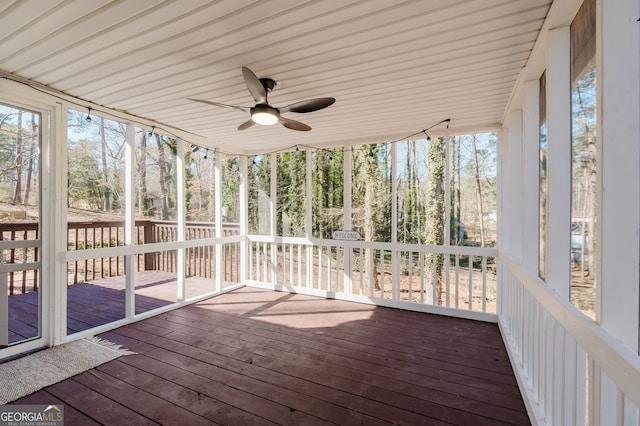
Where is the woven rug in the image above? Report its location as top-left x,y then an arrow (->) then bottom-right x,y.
0,337 -> 135,403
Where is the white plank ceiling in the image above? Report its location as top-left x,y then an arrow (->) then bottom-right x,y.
0,0 -> 552,154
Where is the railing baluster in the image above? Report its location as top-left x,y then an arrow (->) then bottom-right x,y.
454,254 -> 460,309
419,251 -> 425,304
9,230 -> 15,295
468,255 -> 473,310
438,253 -> 442,308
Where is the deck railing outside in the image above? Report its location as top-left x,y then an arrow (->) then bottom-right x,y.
499,256 -> 640,426
0,223 -> 39,295
247,235 -> 498,319
1,221 -> 241,295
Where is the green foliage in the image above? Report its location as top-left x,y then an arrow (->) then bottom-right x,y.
221,155 -> 240,223
277,151 -> 306,236
312,148 -> 344,238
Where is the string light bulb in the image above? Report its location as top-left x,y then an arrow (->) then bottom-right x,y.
85,107 -> 92,123
147,126 -> 155,138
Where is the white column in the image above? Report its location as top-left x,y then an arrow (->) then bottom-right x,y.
523,80 -> 540,274
546,26 -> 572,300
239,155 -> 248,283
270,153 -> 277,284
500,126 -> 511,255
214,151 -> 223,292
508,110 -> 523,263
598,0 -> 640,352
343,146 -> 352,294
0,273 -> 7,346
51,103 -> 67,345
305,149 -> 313,287
124,123 -> 136,319
176,139 -> 185,302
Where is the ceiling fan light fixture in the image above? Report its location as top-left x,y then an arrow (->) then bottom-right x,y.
251,104 -> 279,125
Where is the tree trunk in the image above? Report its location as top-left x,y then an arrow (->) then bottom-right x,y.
156,135 -> 170,220
426,137 -> 446,304
137,133 -> 148,216
23,114 -> 37,205
12,110 -> 24,205
471,134 -> 485,246
363,146 -> 380,290
100,117 -> 111,211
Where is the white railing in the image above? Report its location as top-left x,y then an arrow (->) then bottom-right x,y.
246,235 -> 498,321
499,256 -> 640,426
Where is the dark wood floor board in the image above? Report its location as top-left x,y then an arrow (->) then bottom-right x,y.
137,311 -> 522,403
195,306 -> 513,374
7,286 -> 530,425
106,329 -> 449,426
156,329 -> 527,425
137,330 -> 449,426
119,351 -> 330,425
72,368 -> 214,426
156,303 -> 519,387
177,321 -> 523,411
144,344 -> 400,426
95,359 -> 274,426
45,378 -> 158,425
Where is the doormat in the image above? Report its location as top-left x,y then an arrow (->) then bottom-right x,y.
0,337 -> 135,403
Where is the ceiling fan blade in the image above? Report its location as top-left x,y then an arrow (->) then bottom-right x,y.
188,98 -> 249,113
279,116 -> 311,131
280,97 -> 335,114
242,66 -> 267,104
237,119 -> 255,131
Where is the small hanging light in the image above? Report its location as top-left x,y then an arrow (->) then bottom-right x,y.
85,107 -> 92,123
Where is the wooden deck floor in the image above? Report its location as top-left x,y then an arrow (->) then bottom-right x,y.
11,287 -> 530,425
7,272 -> 218,344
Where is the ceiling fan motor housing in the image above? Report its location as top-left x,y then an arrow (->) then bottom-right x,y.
259,77 -> 277,92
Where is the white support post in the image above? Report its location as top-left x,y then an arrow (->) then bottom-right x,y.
508,110 -> 523,263
239,155 -> 248,284
391,143 -> 399,300
270,153 -> 277,284
500,126 -> 511,256
0,273 -> 7,346
51,103 -> 66,345
546,26 -> 572,301
305,149 -> 312,288
523,80 -> 541,275
176,139 -> 185,303
124,123 -> 136,319
343,146 -> 352,294
599,0 -> 640,353
214,150 -> 223,292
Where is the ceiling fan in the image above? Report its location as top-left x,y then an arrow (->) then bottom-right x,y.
188,66 -> 335,131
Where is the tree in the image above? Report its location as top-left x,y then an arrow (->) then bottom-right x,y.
12,110 -> 23,205
137,132 -> 150,216
470,134 -> 485,246
426,137 -> 446,304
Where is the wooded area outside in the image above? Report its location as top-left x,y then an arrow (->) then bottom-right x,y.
2,103 -> 498,317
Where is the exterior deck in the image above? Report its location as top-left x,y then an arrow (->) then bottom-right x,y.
11,287 -> 529,425
6,271 -> 221,343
